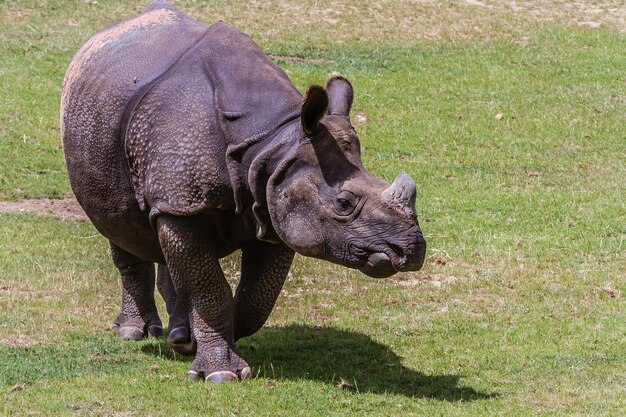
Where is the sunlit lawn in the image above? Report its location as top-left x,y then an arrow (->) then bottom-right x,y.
1,1 -> 624,415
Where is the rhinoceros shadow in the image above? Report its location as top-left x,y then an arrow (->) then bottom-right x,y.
142,324 -> 495,401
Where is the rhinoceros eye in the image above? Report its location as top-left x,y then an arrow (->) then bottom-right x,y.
334,191 -> 358,216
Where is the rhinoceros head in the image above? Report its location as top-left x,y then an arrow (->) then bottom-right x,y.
265,75 -> 426,278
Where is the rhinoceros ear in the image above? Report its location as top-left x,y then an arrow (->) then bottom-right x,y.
301,85 -> 328,135
326,74 -> 353,118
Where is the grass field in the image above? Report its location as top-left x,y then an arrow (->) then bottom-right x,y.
1,1 -> 624,415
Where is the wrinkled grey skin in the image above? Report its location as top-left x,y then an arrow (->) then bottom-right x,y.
61,1 -> 426,382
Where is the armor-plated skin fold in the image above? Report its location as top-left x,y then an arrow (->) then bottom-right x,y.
61,1 -> 426,382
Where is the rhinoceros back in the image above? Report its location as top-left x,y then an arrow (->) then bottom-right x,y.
61,1 -> 207,257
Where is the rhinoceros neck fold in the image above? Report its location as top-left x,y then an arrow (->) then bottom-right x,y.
198,22 -> 304,227
225,117 -> 301,242
248,120 -> 301,242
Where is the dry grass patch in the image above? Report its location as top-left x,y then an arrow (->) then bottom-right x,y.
466,0 -> 626,31
2,1 -> 624,56
194,0 -> 626,46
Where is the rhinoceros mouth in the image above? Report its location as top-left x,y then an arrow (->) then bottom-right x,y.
349,242 -> 407,278
359,252 -> 397,278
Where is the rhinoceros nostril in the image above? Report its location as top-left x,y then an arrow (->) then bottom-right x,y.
388,243 -> 405,260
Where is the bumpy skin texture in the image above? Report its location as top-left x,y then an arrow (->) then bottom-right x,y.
234,241 -> 295,341
157,215 -> 250,379
61,1 -> 426,381
156,264 -> 196,354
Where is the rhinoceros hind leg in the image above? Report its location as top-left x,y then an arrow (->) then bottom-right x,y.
157,215 -> 250,381
110,243 -> 162,340
156,264 -> 195,354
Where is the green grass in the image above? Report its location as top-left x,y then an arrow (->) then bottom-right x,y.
1,1 -> 625,415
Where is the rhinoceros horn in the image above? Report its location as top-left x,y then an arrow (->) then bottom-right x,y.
381,173 -> 416,215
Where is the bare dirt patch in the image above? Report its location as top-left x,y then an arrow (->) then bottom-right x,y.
0,197 -> 87,221
0,336 -> 38,348
0,284 -> 61,302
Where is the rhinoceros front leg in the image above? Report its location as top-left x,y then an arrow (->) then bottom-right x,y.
234,241 -> 294,341
157,215 -> 250,382
156,264 -> 196,355
110,243 -> 163,340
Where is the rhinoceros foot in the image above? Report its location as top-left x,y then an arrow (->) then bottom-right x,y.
167,326 -> 197,355
187,346 -> 251,383
206,367 -> 252,383
112,317 -> 163,341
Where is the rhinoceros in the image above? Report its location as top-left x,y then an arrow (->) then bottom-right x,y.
61,1 -> 426,382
